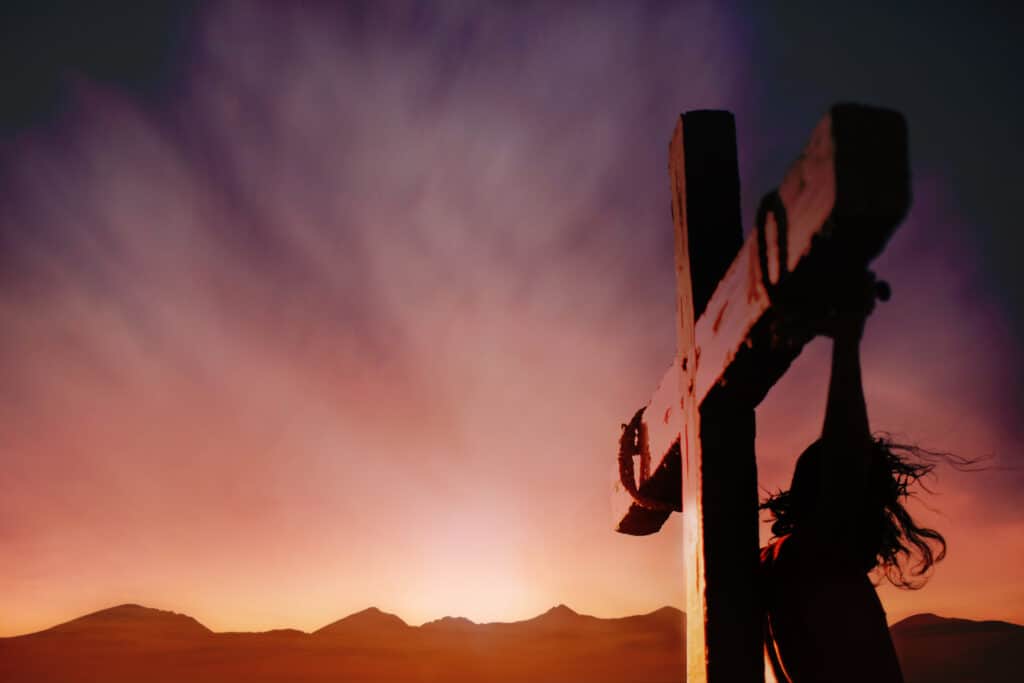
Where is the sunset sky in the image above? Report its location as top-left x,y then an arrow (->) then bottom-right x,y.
1,1 -> 1022,637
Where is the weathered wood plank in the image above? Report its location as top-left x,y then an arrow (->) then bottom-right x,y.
698,390 -> 761,682
670,113 -> 708,683
614,111 -> 744,536
668,112 -> 760,683
695,104 -> 908,407
615,104 -> 909,533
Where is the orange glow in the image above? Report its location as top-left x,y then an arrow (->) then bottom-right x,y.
1,2 -> 1021,640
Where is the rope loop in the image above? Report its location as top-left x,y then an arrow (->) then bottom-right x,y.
617,407 -> 675,511
755,189 -> 790,298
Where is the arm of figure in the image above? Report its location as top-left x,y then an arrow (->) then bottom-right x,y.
821,322 -> 872,460
816,277 -> 877,540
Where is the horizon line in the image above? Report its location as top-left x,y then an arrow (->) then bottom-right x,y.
2,602 -> 687,639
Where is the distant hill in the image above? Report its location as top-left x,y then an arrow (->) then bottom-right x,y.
42,604 -> 211,638
0,603 -> 684,683
891,613 -> 1024,683
314,606 -> 411,640
0,604 -> 1018,683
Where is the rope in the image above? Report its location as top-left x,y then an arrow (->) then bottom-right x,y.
617,407 -> 676,512
755,189 -> 790,298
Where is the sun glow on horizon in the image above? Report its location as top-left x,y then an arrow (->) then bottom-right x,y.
0,1 -> 1021,641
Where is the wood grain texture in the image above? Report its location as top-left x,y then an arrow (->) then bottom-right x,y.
614,111 -> 743,537
615,104 -> 909,533
613,103 -> 909,682
668,114 -> 708,683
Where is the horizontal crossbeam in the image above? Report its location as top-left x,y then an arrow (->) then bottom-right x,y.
614,104 -> 909,535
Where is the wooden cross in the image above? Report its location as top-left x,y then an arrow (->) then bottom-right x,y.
611,105 -> 910,681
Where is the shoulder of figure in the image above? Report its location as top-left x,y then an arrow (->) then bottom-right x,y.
763,531 -> 860,580
761,534 -> 789,564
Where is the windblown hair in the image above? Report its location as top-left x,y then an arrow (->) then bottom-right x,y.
760,435 -> 978,589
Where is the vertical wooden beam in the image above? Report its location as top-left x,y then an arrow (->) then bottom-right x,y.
700,389 -> 762,681
676,112 -> 744,321
671,111 -> 760,682
669,114 -> 705,682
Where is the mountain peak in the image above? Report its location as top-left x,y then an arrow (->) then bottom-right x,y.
314,607 -> 408,636
891,612 -> 1023,636
526,603 -> 587,627
545,604 -> 578,616
45,604 -> 210,637
891,612 -> 944,629
421,615 -> 476,630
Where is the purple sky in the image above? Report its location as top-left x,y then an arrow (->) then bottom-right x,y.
0,1 -> 1021,635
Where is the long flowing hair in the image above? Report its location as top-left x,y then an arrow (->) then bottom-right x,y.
760,435 -> 980,589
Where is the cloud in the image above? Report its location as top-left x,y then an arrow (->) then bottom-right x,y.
0,0 -> 1018,635
0,0 -> 747,633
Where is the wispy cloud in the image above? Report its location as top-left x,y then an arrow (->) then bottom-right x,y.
0,0 -> 1018,635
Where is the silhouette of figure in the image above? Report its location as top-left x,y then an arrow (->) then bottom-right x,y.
759,273 -> 948,683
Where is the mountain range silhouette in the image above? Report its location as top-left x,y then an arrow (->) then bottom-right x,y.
0,603 -> 1019,682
